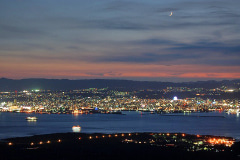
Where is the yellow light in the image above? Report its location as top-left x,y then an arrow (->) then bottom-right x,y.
128,133 -> 131,136
102,135 -> 105,138
89,136 -> 92,139
115,134 -> 118,137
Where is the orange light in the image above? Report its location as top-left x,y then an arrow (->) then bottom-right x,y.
96,136 -> 98,138
182,134 -> 185,137
102,135 -> 105,138
57,139 -> 61,142
39,141 -> 43,144
121,134 -> 125,137
78,137 -> 82,140
89,136 -> 92,139
166,133 -> 170,136
207,138 -> 234,147
30,142 -> 34,145
128,133 -> 131,136
197,135 -> 201,138
8,142 -> 13,146
47,140 -> 51,143
108,135 -> 111,138
115,134 -> 118,137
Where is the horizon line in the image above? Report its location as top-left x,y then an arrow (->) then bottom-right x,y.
1,77 -> 239,83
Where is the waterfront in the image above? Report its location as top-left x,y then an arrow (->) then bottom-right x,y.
0,111 -> 240,140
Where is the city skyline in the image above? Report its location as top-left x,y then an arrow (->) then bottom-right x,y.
1,0 -> 240,82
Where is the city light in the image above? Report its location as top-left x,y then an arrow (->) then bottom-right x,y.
0,88 -> 239,115
208,138 -> 234,147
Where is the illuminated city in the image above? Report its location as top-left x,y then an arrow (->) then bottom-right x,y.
0,87 -> 239,115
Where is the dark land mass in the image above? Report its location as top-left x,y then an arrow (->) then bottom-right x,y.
1,132 -> 240,160
0,78 -> 240,91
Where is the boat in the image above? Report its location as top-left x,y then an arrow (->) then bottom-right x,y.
26,116 -> 38,121
107,110 -> 122,114
110,111 -> 122,114
72,125 -> 81,132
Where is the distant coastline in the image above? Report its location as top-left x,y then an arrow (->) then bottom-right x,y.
1,77 -> 240,91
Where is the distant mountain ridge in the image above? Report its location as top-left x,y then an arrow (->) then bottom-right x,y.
0,78 -> 239,91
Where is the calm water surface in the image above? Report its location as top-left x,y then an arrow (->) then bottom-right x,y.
0,111 -> 239,140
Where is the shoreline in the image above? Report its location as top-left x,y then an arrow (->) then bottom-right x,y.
2,131 -> 235,140
1,131 -> 239,142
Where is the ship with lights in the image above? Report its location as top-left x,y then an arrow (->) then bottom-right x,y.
72,125 -> 81,132
26,117 -> 38,121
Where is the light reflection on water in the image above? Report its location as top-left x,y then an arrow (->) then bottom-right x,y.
0,111 -> 240,140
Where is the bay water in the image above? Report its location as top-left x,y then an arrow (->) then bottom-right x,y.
0,111 -> 239,140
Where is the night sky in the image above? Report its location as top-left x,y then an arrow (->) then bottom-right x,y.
0,0 -> 240,82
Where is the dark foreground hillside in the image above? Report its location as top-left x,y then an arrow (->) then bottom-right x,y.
1,132 -> 240,160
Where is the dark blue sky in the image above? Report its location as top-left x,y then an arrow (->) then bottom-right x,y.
0,0 -> 240,82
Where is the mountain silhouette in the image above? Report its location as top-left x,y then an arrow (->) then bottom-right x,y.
0,78 -> 239,91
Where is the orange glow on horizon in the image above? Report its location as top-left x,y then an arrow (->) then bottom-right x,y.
1,59 -> 240,80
